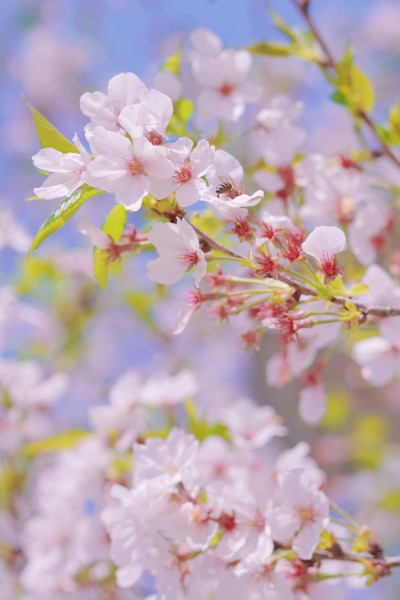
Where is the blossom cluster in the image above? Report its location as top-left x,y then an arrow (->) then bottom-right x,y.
31,29 -> 400,427
5,365 -> 354,600
21,22 -> 400,599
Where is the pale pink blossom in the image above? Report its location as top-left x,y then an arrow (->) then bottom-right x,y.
298,381 -> 327,424
352,337 -> 400,387
357,265 -> 400,346
302,226 -> 346,279
150,138 -> 215,206
32,134 -> 91,200
78,216 -> 111,249
118,87 -> 173,140
0,209 -> 31,253
269,468 -> 329,559
140,370 -> 198,407
349,199 -> 391,266
89,370 -> 145,451
88,127 -> 174,210
6,360 -> 68,410
102,481 -> 171,589
147,218 -> 207,285
203,149 -> 263,218
21,439 -> 111,596
80,72 -> 147,132
278,560 -> 345,600
153,70 -> 182,102
220,398 -> 287,449
133,428 -> 199,489
300,164 -> 365,226
250,96 -> 305,167
192,49 -> 259,122
189,28 -> 223,57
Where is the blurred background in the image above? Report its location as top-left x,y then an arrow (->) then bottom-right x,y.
1,1 -> 400,597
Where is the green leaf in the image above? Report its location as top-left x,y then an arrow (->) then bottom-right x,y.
191,209 -> 221,238
248,42 -> 294,57
385,103 -> 400,146
175,98 -> 194,123
349,283 -> 369,296
185,399 -> 198,433
327,276 -> 347,297
26,99 -> 78,153
336,63 -> 375,113
162,49 -> 180,75
23,430 -> 90,457
102,203 -> 127,243
166,98 -> 194,138
93,204 -> 127,289
378,489 -> 400,513
351,414 -> 388,469
30,185 -> 102,251
331,90 -> 348,106
167,115 -> 189,137
321,390 -> 352,429
185,399 -> 231,442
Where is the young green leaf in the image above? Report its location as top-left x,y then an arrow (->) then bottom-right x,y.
336,64 -> 375,114
248,42 -> 294,57
30,186 -> 103,252
23,430 -> 90,457
93,204 -> 127,289
175,98 -> 194,123
26,99 -> 78,153
162,49 -> 180,75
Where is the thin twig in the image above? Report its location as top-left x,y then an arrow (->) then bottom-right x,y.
191,224 -> 400,318
288,0 -> 400,169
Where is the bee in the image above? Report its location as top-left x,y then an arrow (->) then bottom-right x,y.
215,176 -> 244,200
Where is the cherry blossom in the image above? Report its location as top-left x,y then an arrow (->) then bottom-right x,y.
147,218 -> 207,285
192,48 -> 259,122
298,380 -> 327,424
352,337 -> 400,387
250,96 -> 306,167
302,226 -> 346,280
80,72 -> 147,132
88,127 -> 174,210
219,397 -> 287,449
0,209 -> 31,253
203,148 -> 263,218
32,134 -> 91,200
150,138 -> 215,206
140,370 -> 198,407
349,198 -> 392,266
118,87 -> 173,140
269,468 -> 329,559
89,370 -> 146,451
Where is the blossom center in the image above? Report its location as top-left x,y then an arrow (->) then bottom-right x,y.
218,511 -> 236,532
173,160 -> 192,184
338,196 -> 356,223
297,505 -> 314,523
219,83 -> 234,96
73,165 -> 86,176
320,252 -> 341,279
179,250 -> 199,268
127,158 -> 145,176
371,233 -> 385,250
146,130 -> 164,145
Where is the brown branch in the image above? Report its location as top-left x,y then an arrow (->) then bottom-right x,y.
190,223 -> 245,259
311,550 -> 400,578
191,224 -> 400,318
288,0 -> 400,170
